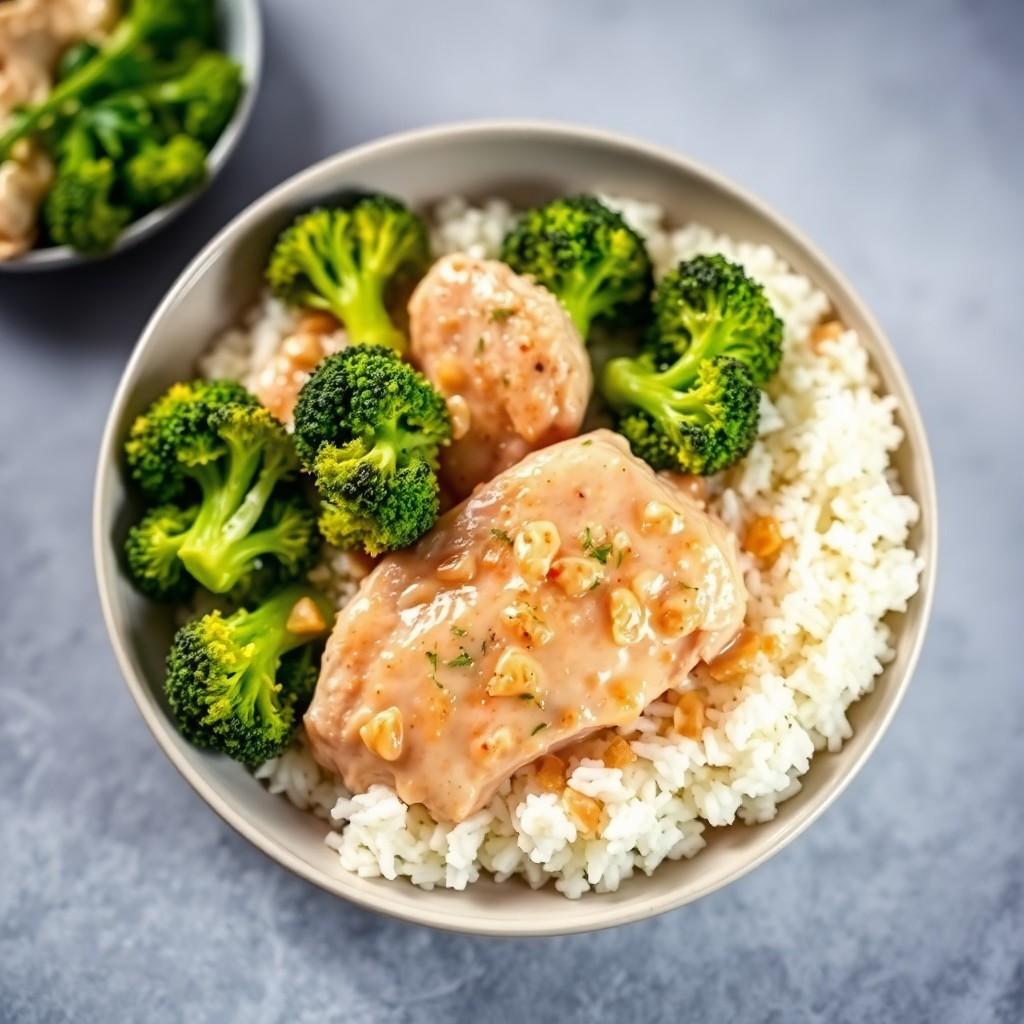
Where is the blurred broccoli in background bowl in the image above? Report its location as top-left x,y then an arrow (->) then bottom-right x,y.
0,0 -> 260,269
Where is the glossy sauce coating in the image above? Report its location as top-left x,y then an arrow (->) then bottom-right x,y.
304,431 -> 746,822
253,312 -> 345,423
407,253 -> 592,499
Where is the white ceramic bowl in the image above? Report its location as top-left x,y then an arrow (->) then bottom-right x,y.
0,0 -> 262,273
94,122 -> 937,935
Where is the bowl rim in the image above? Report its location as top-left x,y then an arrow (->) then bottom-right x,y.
93,118 -> 938,936
0,0 -> 264,274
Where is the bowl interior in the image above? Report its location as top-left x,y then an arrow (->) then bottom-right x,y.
0,0 -> 263,273
94,123 -> 936,935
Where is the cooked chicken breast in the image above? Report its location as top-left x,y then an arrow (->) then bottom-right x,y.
408,253 -> 592,498
305,430 -> 746,823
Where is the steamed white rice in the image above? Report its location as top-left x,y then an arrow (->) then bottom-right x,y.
205,195 -> 923,898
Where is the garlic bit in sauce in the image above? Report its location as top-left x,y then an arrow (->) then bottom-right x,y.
359,706 -> 404,762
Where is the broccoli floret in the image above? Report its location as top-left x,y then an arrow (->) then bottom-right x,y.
44,145 -> 130,254
124,504 -> 198,602
602,354 -> 760,475
124,378 -> 256,501
144,53 -> 243,147
500,195 -> 653,340
647,255 -> 783,386
42,95 -> 156,251
71,93 -> 156,160
165,584 -> 333,768
128,0 -> 217,51
0,0 -> 217,161
124,381 -> 317,593
124,133 -> 207,210
293,346 -> 451,555
315,443 -> 440,556
266,196 -> 429,353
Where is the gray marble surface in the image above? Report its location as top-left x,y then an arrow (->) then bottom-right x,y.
1,1 -> 1021,1021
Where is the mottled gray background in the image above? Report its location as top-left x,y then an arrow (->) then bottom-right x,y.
1,1 -> 1021,1021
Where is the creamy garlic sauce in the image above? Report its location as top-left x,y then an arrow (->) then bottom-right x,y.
305,430 -> 747,823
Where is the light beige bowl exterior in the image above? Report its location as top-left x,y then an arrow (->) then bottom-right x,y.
93,121 -> 937,936
0,0 -> 263,273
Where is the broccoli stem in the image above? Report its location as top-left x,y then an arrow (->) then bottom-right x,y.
177,444 -> 290,593
291,232 -> 404,352
334,281 -> 404,352
203,585 -> 332,728
557,256 -> 620,339
233,584 -> 333,653
370,416 -> 439,465
602,356 -> 710,440
657,308 -> 737,380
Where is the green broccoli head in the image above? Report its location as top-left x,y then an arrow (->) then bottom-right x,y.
44,157 -> 130,254
146,52 -> 243,147
129,0 -> 218,50
292,346 -> 451,555
164,584 -> 333,768
71,93 -> 156,161
315,442 -> 440,556
292,344 -> 450,466
603,354 -> 760,475
266,196 -> 430,353
500,195 -> 654,339
124,134 -> 207,210
124,379 -> 257,502
124,382 -> 316,594
124,504 -> 198,602
648,254 -> 783,386
276,644 -> 320,718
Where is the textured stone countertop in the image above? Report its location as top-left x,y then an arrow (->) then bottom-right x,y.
1,1 -> 1020,1021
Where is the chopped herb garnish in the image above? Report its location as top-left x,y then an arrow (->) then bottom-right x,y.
446,648 -> 474,668
490,306 -> 515,322
615,547 -> 625,568
481,637 -> 489,655
581,439 -> 593,446
518,693 -> 535,701
476,336 -> 487,354
450,624 -> 468,637
426,649 -> 440,687
580,526 -> 613,565
490,528 -> 513,546
531,723 -> 548,736
588,578 -> 603,592
523,603 -> 546,626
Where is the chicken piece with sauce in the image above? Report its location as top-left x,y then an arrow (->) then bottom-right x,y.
250,311 -> 346,424
304,430 -> 746,823
408,253 -> 592,499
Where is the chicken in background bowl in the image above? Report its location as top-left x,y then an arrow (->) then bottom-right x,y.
0,0 -> 258,267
